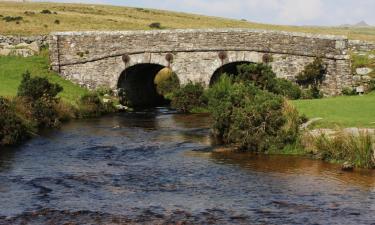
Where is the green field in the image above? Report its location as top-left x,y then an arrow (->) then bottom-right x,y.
0,54 -> 88,105
1,1 -> 375,41
293,93 -> 375,128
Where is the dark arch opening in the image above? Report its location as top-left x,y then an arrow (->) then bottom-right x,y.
118,63 -> 169,107
210,61 -> 254,86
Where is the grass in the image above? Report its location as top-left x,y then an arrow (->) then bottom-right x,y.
302,131 -> 375,169
0,53 -> 88,105
0,1 -> 375,41
292,92 -> 375,128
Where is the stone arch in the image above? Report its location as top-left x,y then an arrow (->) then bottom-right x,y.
117,63 -> 168,107
209,61 -> 254,86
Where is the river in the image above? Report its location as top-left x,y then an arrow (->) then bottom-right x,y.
0,108 -> 374,224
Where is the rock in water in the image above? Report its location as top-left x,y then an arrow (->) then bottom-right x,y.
342,162 -> 354,171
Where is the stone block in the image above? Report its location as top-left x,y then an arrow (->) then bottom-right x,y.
0,48 -> 11,56
29,42 -> 40,53
356,67 -> 373,75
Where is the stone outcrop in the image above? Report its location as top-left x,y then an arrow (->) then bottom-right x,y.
48,29 -> 352,95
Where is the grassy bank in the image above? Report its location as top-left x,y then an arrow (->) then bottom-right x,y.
0,54 -> 88,105
0,54 -> 116,147
292,92 -> 375,128
0,1 -> 375,41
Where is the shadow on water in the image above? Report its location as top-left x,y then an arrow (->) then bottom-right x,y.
0,108 -> 374,224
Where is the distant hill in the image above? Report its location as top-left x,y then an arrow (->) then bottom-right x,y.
354,21 -> 370,27
340,21 -> 372,28
0,1 -> 375,41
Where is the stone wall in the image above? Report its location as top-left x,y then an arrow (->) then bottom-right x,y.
49,29 -> 352,95
348,40 -> 375,92
349,40 -> 375,53
0,35 -> 47,57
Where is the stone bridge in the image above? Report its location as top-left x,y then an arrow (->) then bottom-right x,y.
49,29 -> 352,105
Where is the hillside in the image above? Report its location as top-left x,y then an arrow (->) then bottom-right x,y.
0,1 -> 375,41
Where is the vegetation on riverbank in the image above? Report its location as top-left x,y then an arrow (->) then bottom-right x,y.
165,61 -> 374,169
1,1 -> 375,41
302,131 -> 375,169
0,54 -> 88,105
0,55 -> 117,147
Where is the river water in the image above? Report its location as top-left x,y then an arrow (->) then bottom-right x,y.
0,108 -> 374,225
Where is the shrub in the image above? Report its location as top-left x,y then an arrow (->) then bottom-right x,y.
54,19 -> 60,24
17,71 -> 63,128
171,81 -> 206,112
96,86 -> 113,96
41,9 -> 52,14
77,92 -> 115,118
342,87 -> 357,96
205,75 -> 298,152
0,97 -> 30,146
18,71 -> 63,101
31,98 -> 60,128
272,78 -> 302,100
296,58 -> 326,99
236,63 -> 277,90
301,86 -> 323,99
2,16 -> 23,22
149,22 -> 162,29
296,58 -> 326,86
234,63 -> 302,99
24,11 -> 36,16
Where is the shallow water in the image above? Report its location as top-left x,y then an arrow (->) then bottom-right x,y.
0,108 -> 374,225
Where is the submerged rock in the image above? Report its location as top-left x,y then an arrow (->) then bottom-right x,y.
342,162 -> 354,171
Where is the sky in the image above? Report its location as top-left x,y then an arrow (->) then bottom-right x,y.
33,0 -> 375,26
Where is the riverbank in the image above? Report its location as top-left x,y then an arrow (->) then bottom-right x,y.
0,54 -> 118,147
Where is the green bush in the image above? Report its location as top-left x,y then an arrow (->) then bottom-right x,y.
296,58 -> 326,86
236,63 -> 277,90
17,71 -> 63,128
149,22 -> 162,29
296,58 -> 326,99
0,97 -> 30,146
342,87 -> 357,96
206,75 -> 299,152
18,71 -> 63,101
2,16 -> 23,22
301,86 -> 324,99
78,92 -> 115,118
272,78 -> 302,100
31,98 -> 60,128
171,81 -> 206,112
40,9 -> 52,14
235,63 -> 302,99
